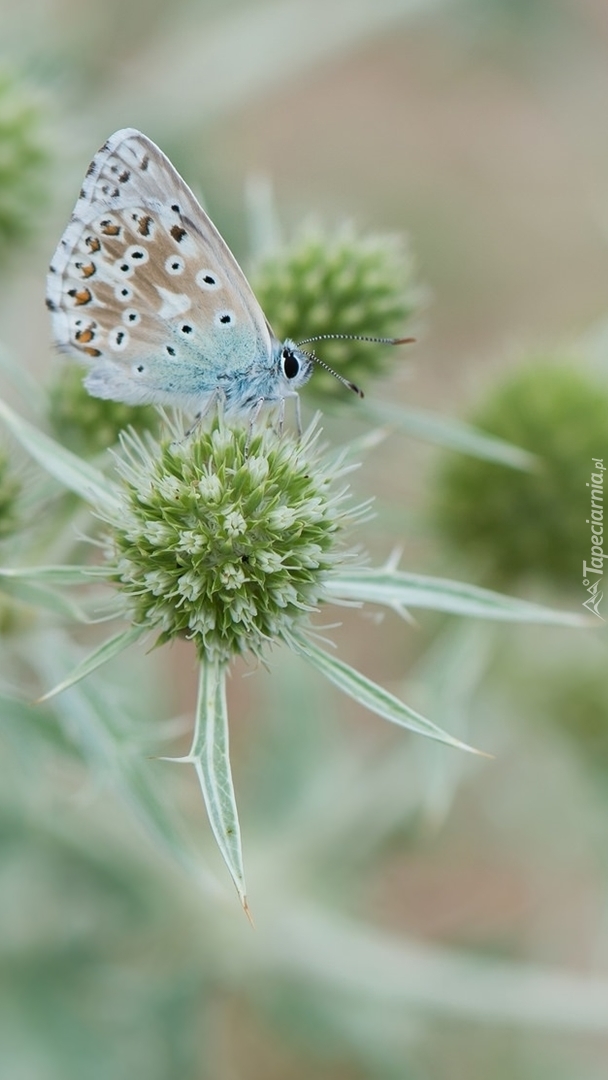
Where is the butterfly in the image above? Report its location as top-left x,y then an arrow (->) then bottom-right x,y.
46,128 -> 374,423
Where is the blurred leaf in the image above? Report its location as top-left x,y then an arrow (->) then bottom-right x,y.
290,632 -> 480,752
37,625 -> 147,702
0,564 -> 97,586
365,398 -> 537,469
28,632 -> 219,896
0,397 -> 119,512
0,577 -> 88,622
0,691 -> 75,759
327,566 -> 587,626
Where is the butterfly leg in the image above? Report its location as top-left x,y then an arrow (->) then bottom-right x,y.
294,393 -> 303,439
184,411 -> 202,439
276,396 -> 286,436
245,397 -> 266,455
184,387 -> 228,437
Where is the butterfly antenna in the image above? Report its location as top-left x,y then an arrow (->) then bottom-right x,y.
302,349 -> 364,398
297,333 -> 416,348
297,334 -> 416,399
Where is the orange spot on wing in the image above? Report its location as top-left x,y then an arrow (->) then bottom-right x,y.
86,236 -> 101,253
68,287 -> 93,306
75,328 -> 94,343
100,221 -> 121,236
82,346 -> 101,357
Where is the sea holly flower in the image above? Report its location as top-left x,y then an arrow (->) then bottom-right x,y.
252,224 -> 422,403
105,414 -> 365,663
433,360 -> 608,588
0,398 -> 587,912
0,67 -> 50,264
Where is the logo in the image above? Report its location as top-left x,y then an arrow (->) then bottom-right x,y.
582,458 -> 606,620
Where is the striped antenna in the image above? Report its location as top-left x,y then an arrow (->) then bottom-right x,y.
297,333 -> 416,347
298,334 -> 415,397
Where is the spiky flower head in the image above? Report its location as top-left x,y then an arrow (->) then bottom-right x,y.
48,363 -> 159,456
104,416 -> 362,664
433,358 -> 608,589
0,68 -> 49,265
252,225 -> 422,403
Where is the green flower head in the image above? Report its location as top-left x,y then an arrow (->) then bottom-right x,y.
0,68 -> 49,264
433,358 -> 608,589
104,416 -> 363,663
252,225 -> 422,403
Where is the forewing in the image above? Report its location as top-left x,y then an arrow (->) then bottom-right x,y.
46,129 -> 273,407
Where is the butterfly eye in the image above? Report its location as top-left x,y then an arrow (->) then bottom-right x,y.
281,349 -> 300,380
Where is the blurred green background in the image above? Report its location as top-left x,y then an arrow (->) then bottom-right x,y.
2,1 -> 608,1078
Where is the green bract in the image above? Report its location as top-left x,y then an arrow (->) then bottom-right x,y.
252,225 -> 422,402
105,416 -> 361,663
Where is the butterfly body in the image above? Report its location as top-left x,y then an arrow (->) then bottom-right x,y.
47,129 -> 312,414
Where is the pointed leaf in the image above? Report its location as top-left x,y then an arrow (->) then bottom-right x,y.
0,564 -> 100,586
188,660 -> 248,910
0,574 -> 91,622
290,633 -> 482,753
0,564 -> 106,622
327,568 -> 587,627
29,631 -> 220,897
0,397 -> 120,512
364,398 -> 536,470
37,624 -> 146,702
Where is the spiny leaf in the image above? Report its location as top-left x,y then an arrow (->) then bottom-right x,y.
290,633 -> 483,754
0,396 -> 119,511
37,624 -> 146,703
327,567 -> 587,626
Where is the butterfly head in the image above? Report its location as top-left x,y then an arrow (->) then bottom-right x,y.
279,336 -> 368,400
276,339 -> 314,394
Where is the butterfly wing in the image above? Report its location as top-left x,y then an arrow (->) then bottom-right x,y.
46,129 -> 274,410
